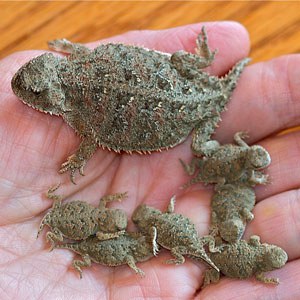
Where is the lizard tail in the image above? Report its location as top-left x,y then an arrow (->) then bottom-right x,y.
181,176 -> 201,189
218,57 -> 251,113
54,242 -> 80,252
191,248 -> 219,272
36,211 -> 52,239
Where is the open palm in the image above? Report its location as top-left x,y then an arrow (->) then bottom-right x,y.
1,22 -> 300,299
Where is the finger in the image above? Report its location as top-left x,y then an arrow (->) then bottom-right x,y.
244,189 -> 300,260
215,55 -> 300,143
249,130 -> 300,201
2,21 -> 250,86
88,21 -> 250,76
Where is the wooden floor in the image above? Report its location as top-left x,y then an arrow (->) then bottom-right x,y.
1,1 -> 300,62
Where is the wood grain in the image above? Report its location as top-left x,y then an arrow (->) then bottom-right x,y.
1,1 -> 300,62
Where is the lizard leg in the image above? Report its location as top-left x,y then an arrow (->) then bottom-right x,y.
96,230 -> 125,241
98,192 -> 128,209
149,226 -> 159,256
249,170 -> 270,185
165,246 -> 186,265
46,228 -> 64,251
241,207 -> 254,222
59,137 -> 98,184
126,256 -> 145,277
72,254 -> 92,279
202,269 -> 220,289
200,235 -> 221,253
165,195 -> 176,213
192,115 -> 221,156
170,26 -> 217,77
255,272 -> 279,284
180,157 -> 201,176
194,26 -> 217,67
234,131 -> 249,147
48,39 -> 91,59
46,183 -> 64,204
248,235 -> 261,246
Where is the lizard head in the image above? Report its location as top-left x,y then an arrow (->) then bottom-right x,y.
11,53 -> 66,115
247,145 -> 271,170
219,219 -> 245,243
97,209 -> 128,232
132,204 -> 160,232
261,244 -> 288,272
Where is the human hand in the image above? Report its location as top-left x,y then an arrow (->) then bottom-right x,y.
0,22 -> 299,299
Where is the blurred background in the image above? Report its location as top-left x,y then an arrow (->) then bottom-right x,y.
1,1 -> 300,62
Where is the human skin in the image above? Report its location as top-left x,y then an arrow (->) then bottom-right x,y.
0,21 -> 300,299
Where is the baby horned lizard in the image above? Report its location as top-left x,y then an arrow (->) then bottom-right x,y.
132,196 -> 219,271
181,132 -> 271,187
202,235 -> 288,288
55,227 -> 158,278
210,183 -> 256,243
37,186 -> 128,250
11,27 -> 249,183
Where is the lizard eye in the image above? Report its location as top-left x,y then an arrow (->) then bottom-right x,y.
33,90 -> 42,96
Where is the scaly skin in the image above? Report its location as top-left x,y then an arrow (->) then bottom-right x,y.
55,228 -> 158,278
37,188 -> 128,250
11,27 -> 249,183
132,196 -> 219,271
181,132 -> 271,187
202,236 -> 288,288
210,183 -> 256,243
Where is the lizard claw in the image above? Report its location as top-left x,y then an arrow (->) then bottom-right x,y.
79,166 -> 85,176
59,154 -> 86,184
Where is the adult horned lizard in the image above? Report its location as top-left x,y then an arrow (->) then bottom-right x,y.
37,186 -> 128,250
202,235 -> 288,288
132,196 -> 219,271
11,27 -> 249,183
55,227 -> 158,278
